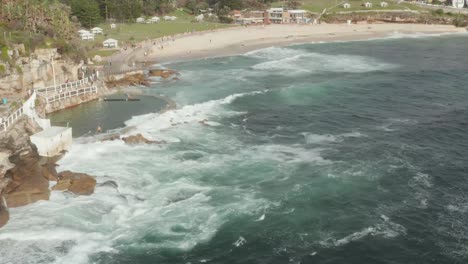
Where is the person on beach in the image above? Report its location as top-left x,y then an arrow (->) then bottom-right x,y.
96,125 -> 102,133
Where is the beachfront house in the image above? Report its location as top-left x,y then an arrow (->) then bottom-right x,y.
196,14 -> 204,22
364,2 -> 373,8
234,11 -> 264,25
110,23 -> 117,29
266,8 -> 288,24
136,17 -> 145,23
148,16 -> 160,23
103,38 -> 118,48
289,10 -> 308,23
264,8 -> 309,24
343,2 -> 351,8
380,1 -> 389,7
91,27 -> 103,34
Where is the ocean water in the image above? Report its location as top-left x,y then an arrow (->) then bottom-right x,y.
1,33 -> 468,264
48,94 -> 167,137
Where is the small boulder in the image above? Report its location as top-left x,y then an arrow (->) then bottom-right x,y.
93,55 -> 102,63
41,163 -> 58,181
0,204 -> 8,229
98,180 -> 119,189
122,134 -> 166,145
54,171 -> 96,196
148,69 -> 179,79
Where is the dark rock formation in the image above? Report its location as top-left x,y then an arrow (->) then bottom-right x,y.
105,73 -> 150,88
0,196 -> 8,228
122,134 -> 166,145
53,171 -> 97,196
148,69 -> 179,79
3,155 -> 52,208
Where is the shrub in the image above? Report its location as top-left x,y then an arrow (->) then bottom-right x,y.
0,64 -> 5,74
218,16 -> 234,24
434,9 -> 444,15
15,65 -> 22,74
453,17 -> 468,27
1,46 -> 9,62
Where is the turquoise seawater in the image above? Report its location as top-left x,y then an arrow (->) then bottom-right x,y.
1,33 -> 468,264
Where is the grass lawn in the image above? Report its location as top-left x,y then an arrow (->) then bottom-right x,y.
82,9 -> 233,52
87,49 -> 119,58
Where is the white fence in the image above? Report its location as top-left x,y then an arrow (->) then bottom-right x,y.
34,73 -> 98,95
0,105 -> 24,133
43,85 -> 98,104
0,92 -> 50,133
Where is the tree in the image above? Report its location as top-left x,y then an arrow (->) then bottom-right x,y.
287,0 -> 301,9
70,0 -> 102,28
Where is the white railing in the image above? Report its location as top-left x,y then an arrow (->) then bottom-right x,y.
0,105 -> 24,133
0,92 -> 50,133
44,85 -> 98,104
34,73 -> 98,95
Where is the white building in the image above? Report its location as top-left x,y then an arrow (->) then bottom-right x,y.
78,29 -> 89,35
30,126 -> 72,157
267,8 -> 285,24
380,2 -> 389,7
110,23 -> 117,29
343,2 -> 351,8
196,14 -> 204,22
452,0 -> 464,8
136,17 -> 145,23
289,10 -> 308,23
164,16 -> 177,21
364,2 -> 373,8
91,27 -> 103,34
80,32 -> 95,41
148,16 -> 160,23
103,38 -> 118,48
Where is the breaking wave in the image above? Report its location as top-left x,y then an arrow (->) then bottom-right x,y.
246,47 -> 397,74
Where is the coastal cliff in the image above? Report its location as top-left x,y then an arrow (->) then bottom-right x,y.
0,47 -> 85,98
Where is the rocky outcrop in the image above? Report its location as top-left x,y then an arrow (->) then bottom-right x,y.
52,171 -> 96,195
105,73 -> 150,88
148,69 -> 179,79
0,200 -> 8,228
0,117 -> 42,199
3,155 -> 51,208
122,134 -> 166,145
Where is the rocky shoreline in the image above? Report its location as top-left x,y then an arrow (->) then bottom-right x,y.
0,67 -> 180,228
0,117 -> 98,228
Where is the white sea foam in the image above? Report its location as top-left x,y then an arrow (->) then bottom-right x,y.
255,214 -> 266,222
408,172 -> 433,209
386,31 -> 468,40
246,47 -> 396,75
233,236 -> 247,247
124,90 -> 267,135
319,215 -> 406,248
302,131 -> 366,144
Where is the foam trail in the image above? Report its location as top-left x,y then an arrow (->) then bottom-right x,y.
255,214 -> 266,222
320,215 -> 406,248
246,47 -> 397,75
233,236 -> 247,247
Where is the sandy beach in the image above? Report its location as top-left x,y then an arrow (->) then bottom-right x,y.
109,23 -> 467,65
